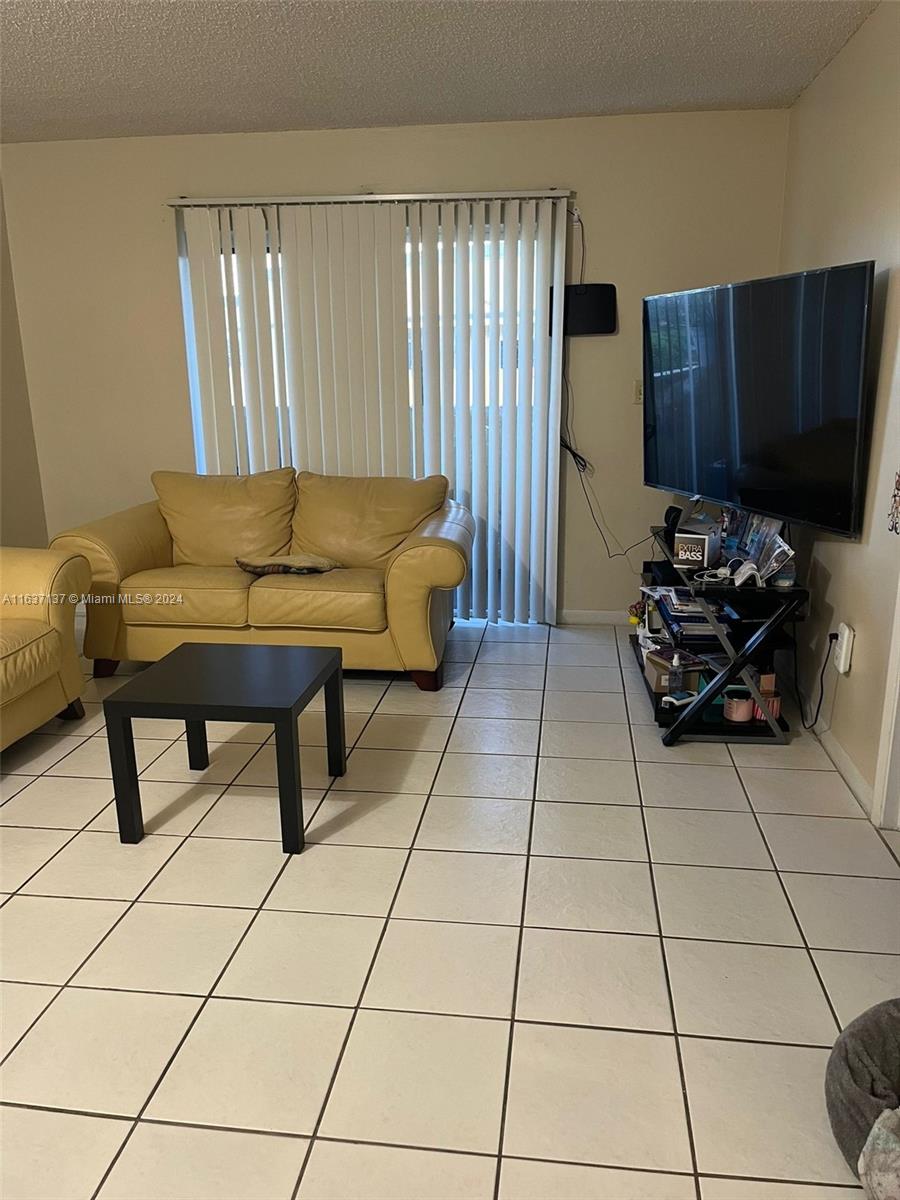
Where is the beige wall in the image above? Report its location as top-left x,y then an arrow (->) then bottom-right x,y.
779,0 -> 900,800
0,186 -> 47,547
0,110 -> 788,612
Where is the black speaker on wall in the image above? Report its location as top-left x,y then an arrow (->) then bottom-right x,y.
553,283 -> 618,336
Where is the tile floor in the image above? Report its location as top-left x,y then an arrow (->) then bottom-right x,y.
1,620 -> 898,1200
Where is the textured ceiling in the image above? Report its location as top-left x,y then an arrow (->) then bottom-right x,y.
0,0 -> 878,143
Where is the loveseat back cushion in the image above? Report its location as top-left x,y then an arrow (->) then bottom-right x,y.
152,468 -> 296,566
248,568 -> 387,631
291,472 -> 448,569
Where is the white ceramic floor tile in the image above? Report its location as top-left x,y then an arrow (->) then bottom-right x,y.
700,1179 -> 862,1200
363,918 -> 519,1017
458,689 -> 544,720
140,740 -> 259,785
645,808 -> 772,868
503,1023 -> 692,1170
883,828 -> 900,857
781,873 -> 900,952
531,801 -> 647,860
46,736 -> 171,779
758,814 -> 900,877
469,663 -> 545,690
333,748 -> 441,794
545,665 -> 623,693
355,714 -> 453,751
299,1140 -> 496,1200
444,638 -> 479,661
0,981 -> 59,1052
89,781 -> 224,836
415,795 -> 531,853
266,844 -> 407,916
216,909 -> 382,1004
729,733 -> 835,771
484,622 -> 549,642
20,831 -> 179,900
0,1106 -> 129,1200
376,683 -> 464,717
476,641 -> 547,665
536,757 -> 639,804
140,837 -> 286,907
447,717 -> 540,755
539,721 -> 633,761
0,775 -> 114,829
129,716 -> 189,740
0,826 -> 73,891
37,701 -> 107,738
298,709 -> 368,747
666,939 -> 837,1043
547,642 -> 619,667
549,625 -> 616,644
73,902 -> 252,993
191,785 -> 325,841
812,949 -> 900,1028
0,894 -> 127,983
186,719 -> 272,744
81,675 -> 128,703
434,753 -> 535,799
739,768 -> 864,817
626,689 -> 658,726
638,763 -> 749,810
682,1038 -> 855,1183
516,927 -> 671,1030
654,865 -> 802,945
499,1159 -> 695,1200
320,1008 -> 509,1152
1,733 -> 89,775
632,726 -> 732,765
542,691 -> 628,724
306,680 -> 388,713
0,987 -> 200,1116
443,660 -> 473,686
306,791 -> 426,847
146,997 -> 351,1134
0,774 -> 34,803
98,1121 -> 308,1200
525,856 -> 658,934
394,850 -> 526,924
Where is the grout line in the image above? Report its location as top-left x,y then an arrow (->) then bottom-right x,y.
491,624 -> 550,1200
616,631 -> 703,1200
288,621 -> 490,1199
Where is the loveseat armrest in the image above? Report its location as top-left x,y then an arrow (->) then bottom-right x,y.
385,500 -> 475,672
50,502 -> 172,661
0,547 -> 91,700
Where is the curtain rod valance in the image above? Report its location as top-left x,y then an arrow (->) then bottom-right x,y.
166,188 -> 572,208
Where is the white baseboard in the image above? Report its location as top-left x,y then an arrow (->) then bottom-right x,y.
817,727 -> 874,816
558,609 -> 625,626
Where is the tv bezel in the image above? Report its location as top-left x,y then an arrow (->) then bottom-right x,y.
641,261 -> 876,538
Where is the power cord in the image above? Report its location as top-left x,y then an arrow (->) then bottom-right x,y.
791,625 -> 838,731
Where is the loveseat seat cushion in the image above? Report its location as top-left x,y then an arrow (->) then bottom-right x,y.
152,467 -> 296,566
291,471 -> 448,569
248,568 -> 387,631
1,620 -> 62,704
119,566 -> 253,627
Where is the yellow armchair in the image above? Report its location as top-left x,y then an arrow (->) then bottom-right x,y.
0,547 -> 91,750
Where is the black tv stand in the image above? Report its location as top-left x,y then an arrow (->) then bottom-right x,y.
632,527 -> 808,746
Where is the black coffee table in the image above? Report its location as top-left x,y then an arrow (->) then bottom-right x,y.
103,643 -> 345,854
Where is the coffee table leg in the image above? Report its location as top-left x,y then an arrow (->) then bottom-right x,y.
106,714 -> 144,844
185,721 -> 209,771
274,714 -> 304,854
324,664 -> 346,778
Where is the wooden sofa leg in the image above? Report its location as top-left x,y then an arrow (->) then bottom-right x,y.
409,664 -> 444,692
57,699 -> 85,721
93,659 -> 119,678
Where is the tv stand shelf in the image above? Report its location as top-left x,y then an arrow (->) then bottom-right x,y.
638,527 -> 808,746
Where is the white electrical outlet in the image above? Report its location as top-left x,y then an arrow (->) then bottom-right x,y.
633,379 -> 644,406
835,622 -> 855,674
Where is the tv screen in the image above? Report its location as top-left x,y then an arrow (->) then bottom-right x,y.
643,261 -> 874,536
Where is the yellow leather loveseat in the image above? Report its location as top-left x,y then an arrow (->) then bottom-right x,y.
0,547 -> 91,750
50,469 -> 474,690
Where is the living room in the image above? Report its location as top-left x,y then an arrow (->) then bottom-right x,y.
1,1 -> 898,1197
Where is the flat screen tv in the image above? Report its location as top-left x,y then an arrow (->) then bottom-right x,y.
643,261 -> 874,536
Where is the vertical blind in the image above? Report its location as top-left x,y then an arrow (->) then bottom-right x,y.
175,192 -> 568,623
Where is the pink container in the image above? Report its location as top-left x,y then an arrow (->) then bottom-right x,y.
723,688 -> 754,722
753,693 -> 782,721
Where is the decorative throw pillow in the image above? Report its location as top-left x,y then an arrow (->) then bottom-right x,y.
236,553 -> 341,576
152,468 -> 296,566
